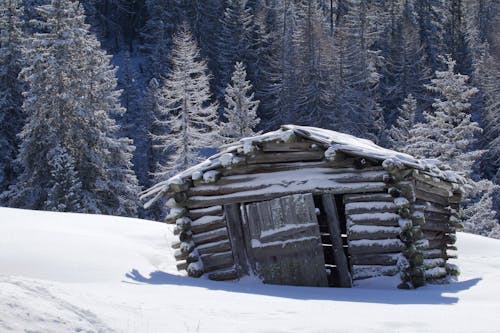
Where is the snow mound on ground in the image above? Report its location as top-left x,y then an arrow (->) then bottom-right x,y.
1,207 -> 500,333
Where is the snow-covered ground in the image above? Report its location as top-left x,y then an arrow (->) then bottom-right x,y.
1,207 -> 499,333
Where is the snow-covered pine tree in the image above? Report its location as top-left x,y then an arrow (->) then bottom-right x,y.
152,23 -> 219,178
461,180 -> 499,239
389,94 -> 417,150
7,0 -> 139,216
404,55 -> 481,174
45,145 -> 83,212
217,0 -> 255,96
221,62 -> 260,142
0,0 -> 25,195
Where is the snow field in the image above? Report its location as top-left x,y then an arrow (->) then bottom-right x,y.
1,207 -> 500,333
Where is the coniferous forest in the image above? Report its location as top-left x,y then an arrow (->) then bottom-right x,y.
0,0 -> 498,236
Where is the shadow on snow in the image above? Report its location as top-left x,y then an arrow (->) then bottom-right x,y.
124,269 -> 480,305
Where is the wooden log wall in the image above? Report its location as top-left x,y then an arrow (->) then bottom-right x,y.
158,135 -> 462,286
344,192 -> 404,281
413,171 -> 462,281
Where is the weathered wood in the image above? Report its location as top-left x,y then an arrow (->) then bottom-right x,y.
345,201 -> 398,215
348,239 -> 405,255
427,239 -> 446,249
260,141 -> 320,152
192,227 -> 229,245
171,240 -> 181,249
196,239 -> 232,256
186,182 -> 387,209
416,189 -> 450,206
220,160 -> 351,176
347,226 -> 401,240
200,251 -> 234,272
413,172 -> 454,191
347,213 -> 400,226
349,253 -> 401,266
351,265 -> 399,280
176,260 -> 187,271
416,181 -> 452,198
188,169 -> 387,197
422,249 -> 446,259
224,203 -> 250,276
188,205 -> 223,220
343,193 -> 394,204
208,267 -> 239,281
421,221 -> 454,233
190,215 -> 226,234
321,194 -> 352,288
179,230 -> 192,242
243,194 -> 328,287
246,150 -> 324,164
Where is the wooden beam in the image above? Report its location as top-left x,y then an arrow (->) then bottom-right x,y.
200,251 -> 234,272
190,215 -> 226,234
196,240 -> 232,256
188,205 -> 223,220
192,227 -> 229,245
321,194 -> 352,288
208,267 -> 239,281
343,193 -> 393,203
224,203 -> 250,276
246,150 -> 324,164
349,253 -> 400,266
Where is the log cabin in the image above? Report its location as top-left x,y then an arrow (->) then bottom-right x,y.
141,125 -> 465,289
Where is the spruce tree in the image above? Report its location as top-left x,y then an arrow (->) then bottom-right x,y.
221,62 -> 260,142
404,55 -> 481,174
389,94 -> 417,150
217,0 -> 255,95
152,23 -> 219,178
7,0 -> 139,216
0,0 -> 24,195
45,145 -> 83,212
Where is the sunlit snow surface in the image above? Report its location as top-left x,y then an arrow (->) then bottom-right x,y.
1,207 -> 499,333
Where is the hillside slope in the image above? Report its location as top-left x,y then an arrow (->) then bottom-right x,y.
1,207 -> 499,333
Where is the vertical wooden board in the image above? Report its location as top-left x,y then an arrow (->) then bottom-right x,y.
322,194 -> 352,287
244,193 -> 328,287
223,204 -> 249,277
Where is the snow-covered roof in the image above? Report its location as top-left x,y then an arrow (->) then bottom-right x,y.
141,125 -> 464,208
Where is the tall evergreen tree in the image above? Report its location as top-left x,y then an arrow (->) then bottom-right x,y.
0,0 -> 25,196
389,94 -> 417,150
221,62 -> 260,142
217,0 -> 255,95
7,0 -> 139,216
404,55 -> 481,174
151,23 -> 219,178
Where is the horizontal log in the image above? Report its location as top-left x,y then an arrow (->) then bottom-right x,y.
425,266 -> 448,280
415,189 -> 450,206
349,253 -> 401,266
188,169 -> 387,197
246,150 -> 324,164
176,260 -> 187,271
427,239 -> 446,249
348,239 -> 405,255
421,221 -> 453,233
347,225 -> 401,241
191,215 -> 226,234
424,210 -> 450,222
208,267 -> 239,281
422,231 -> 444,240
196,240 -> 232,256
416,181 -> 452,198
192,227 -> 229,245
423,258 -> 445,269
347,213 -> 400,226
419,202 -> 450,214
220,160 -> 349,176
186,182 -> 387,209
352,265 -> 399,280
343,193 -> 394,204
188,205 -> 223,219
171,240 -> 181,249
413,172 -> 454,191
422,249 -> 446,259
259,141 -> 320,152
345,201 -> 397,215
201,251 -> 234,272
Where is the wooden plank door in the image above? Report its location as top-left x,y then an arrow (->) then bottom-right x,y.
242,193 -> 328,287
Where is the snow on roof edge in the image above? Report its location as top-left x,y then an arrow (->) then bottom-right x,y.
141,125 -> 465,207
